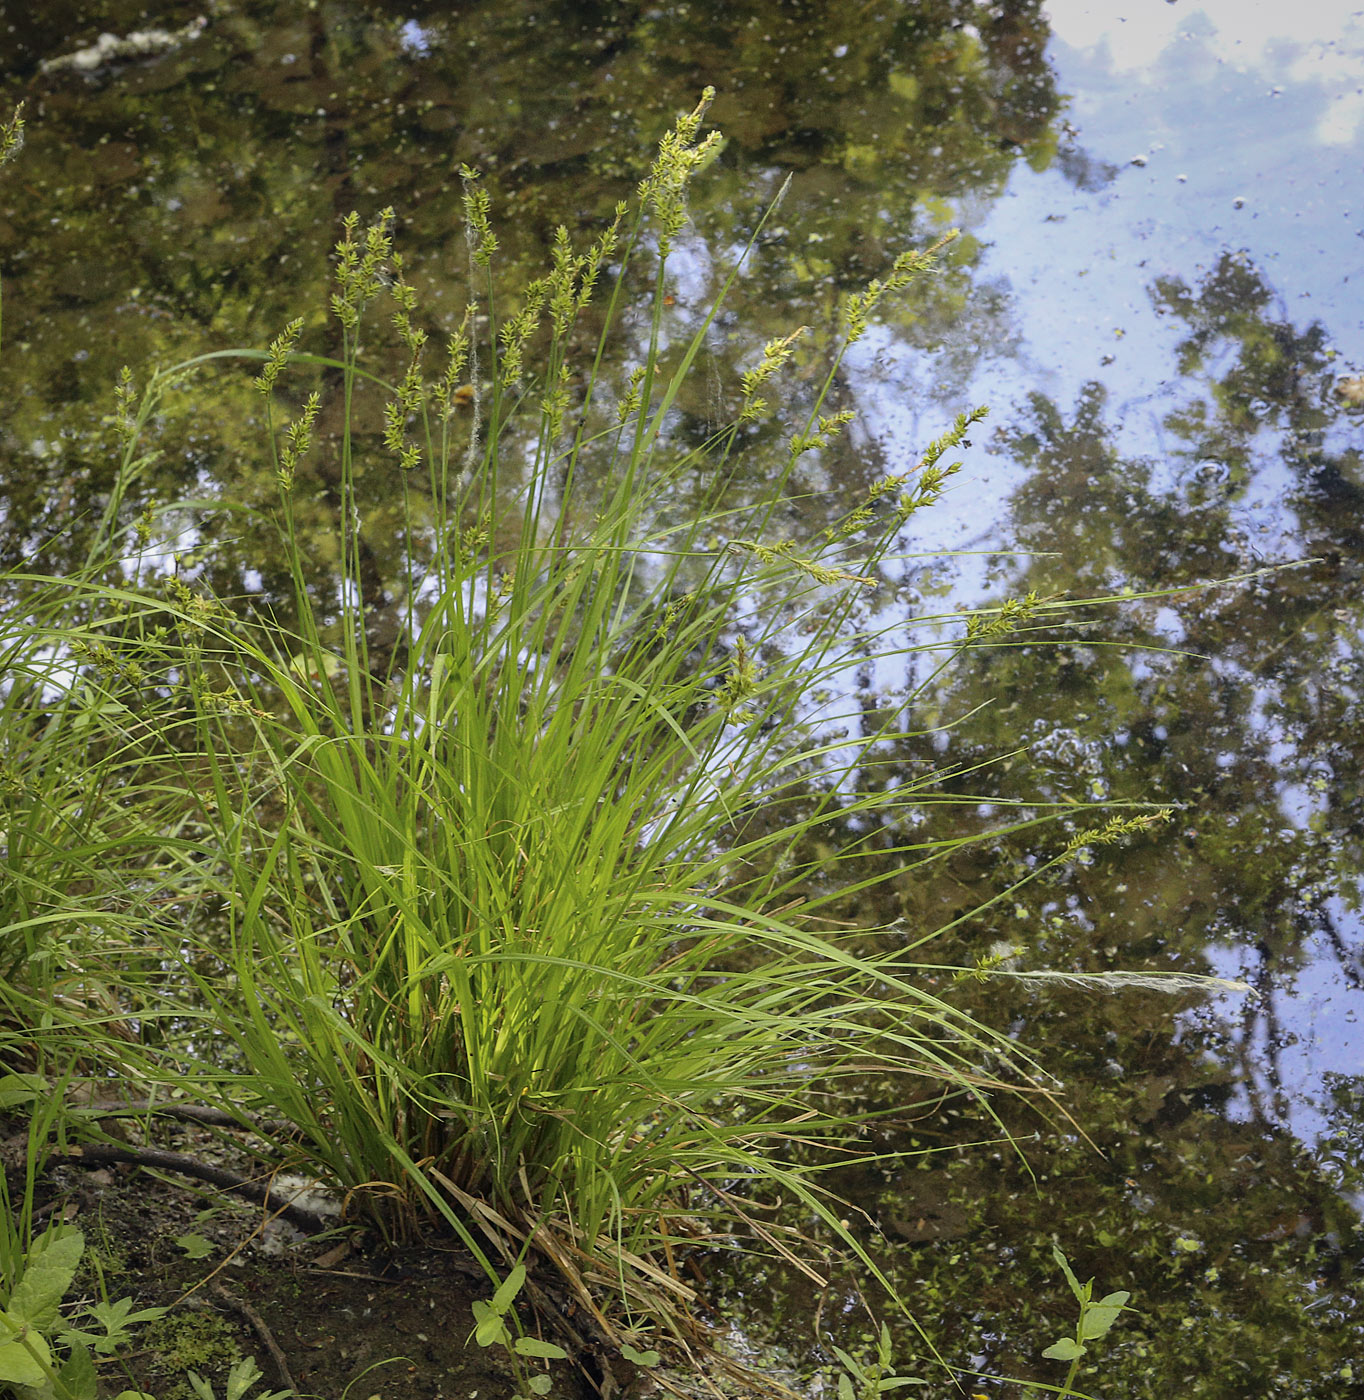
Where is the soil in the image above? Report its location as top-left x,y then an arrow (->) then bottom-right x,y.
5,1113 -> 673,1400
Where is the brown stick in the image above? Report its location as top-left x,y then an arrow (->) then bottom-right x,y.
209,1282 -> 298,1396
55,1144 -> 330,1234
76,1099 -> 299,1138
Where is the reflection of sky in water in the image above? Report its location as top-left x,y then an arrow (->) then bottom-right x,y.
1201,902 -> 1363,1156
396,20 -> 433,57
861,4 -> 1364,1158
864,0 -> 1364,573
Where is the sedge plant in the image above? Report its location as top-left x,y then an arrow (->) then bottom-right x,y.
128,95 -> 1040,1327
4,91 -> 1191,1367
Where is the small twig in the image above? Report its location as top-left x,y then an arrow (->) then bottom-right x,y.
209,1281 -> 298,1396
304,1268 -> 398,1284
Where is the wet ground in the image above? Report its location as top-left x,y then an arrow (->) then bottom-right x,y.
8,1102 -> 682,1400
6,1117 -> 584,1400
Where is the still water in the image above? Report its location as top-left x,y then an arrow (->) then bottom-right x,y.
1,1 -> 1360,1393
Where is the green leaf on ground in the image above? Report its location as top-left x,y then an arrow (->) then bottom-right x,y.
174,1234 -> 215,1260
470,1299 -> 511,1349
491,1263 -> 526,1314
57,1340 -> 97,1400
0,1073 -> 47,1109
0,1316 -> 54,1386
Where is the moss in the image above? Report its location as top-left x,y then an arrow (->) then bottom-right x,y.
145,1310 -> 242,1397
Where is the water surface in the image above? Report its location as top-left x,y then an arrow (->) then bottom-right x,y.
1,1 -> 1360,1392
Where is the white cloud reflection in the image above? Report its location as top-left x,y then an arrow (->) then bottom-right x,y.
1047,0 -> 1364,145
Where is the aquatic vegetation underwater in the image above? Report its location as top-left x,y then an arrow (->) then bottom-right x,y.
0,94 -> 1241,1391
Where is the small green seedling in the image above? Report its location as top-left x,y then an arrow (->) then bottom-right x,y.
62,1296 -> 173,1357
186,1354 -> 292,1400
1041,1245 -> 1132,1398
173,1235 -> 216,1261
829,1321 -> 924,1400
468,1264 -> 567,1397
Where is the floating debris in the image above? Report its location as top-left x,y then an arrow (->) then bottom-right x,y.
1335,374 -> 1364,408
41,16 -> 207,74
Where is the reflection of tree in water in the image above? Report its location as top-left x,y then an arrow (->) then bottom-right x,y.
0,0 -> 1056,598
1144,254 -> 1364,1133
816,249 -> 1364,1389
695,248 -> 1363,1392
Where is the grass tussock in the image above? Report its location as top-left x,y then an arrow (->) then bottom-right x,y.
0,92 -> 1185,1364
